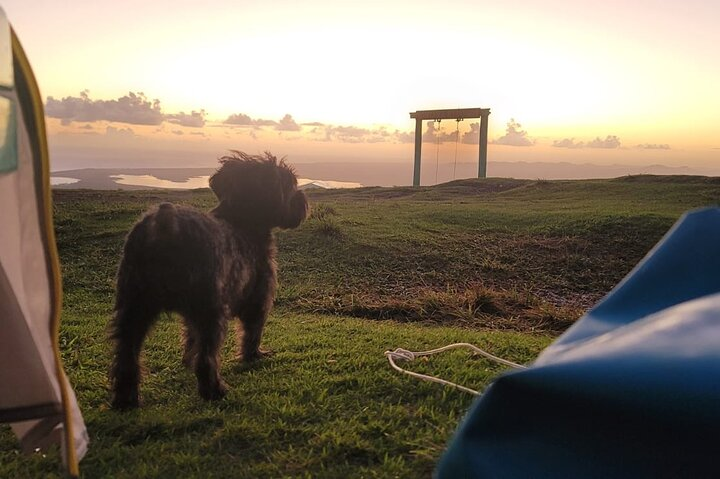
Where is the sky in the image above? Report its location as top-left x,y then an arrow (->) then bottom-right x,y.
2,0 -> 719,182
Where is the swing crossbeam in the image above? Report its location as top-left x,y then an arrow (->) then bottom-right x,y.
410,107 -> 490,186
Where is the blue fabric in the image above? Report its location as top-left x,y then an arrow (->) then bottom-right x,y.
436,207 -> 720,479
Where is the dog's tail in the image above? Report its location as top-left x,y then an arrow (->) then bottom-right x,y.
150,202 -> 180,239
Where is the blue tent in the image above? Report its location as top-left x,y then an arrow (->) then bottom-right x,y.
437,207 -> 720,478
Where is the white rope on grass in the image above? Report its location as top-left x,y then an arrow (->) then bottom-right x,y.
384,343 -> 527,396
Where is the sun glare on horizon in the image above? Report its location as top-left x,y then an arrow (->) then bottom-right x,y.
2,0 -> 718,174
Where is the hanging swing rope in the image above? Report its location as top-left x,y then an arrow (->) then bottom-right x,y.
384,343 -> 527,396
453,119 -> 462,180
434,119 -> 442,185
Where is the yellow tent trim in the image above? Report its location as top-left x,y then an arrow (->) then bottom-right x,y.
11,29 -> 79,477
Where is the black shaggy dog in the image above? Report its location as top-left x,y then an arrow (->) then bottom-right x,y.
109,151 -> 308,409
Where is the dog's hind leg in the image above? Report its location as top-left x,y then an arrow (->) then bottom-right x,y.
109,305 -> 159,409
189,313 -> 228,400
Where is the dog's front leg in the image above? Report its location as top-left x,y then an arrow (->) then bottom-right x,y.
238,301 -> 272,362
181,322 -> 197,368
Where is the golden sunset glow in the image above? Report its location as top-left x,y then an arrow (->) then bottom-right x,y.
2,0 -> 719,180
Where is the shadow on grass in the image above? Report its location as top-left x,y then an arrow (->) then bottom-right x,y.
101,415 -> 225,446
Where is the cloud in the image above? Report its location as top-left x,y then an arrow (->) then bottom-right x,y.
45,91 -> 209,128
586,135 -> 621,149
105,126 -> 136,138
491,119 -> 534,147
166,110 -> 206,128
46,91 -> 164,125
553,138 -> 585,149
462,122 -> 480,144
333,125 -> 370,142
553,136 -> 623,149
393,130 -> 415,144
276,114 -> 301,131
421,120 -> 461,143
314,125 -> 396,144
310,125 -> 359,143
370,127 -> 391,143
223,112 -> 278,127
307,122 -> 465,145
255,119 -> 279,127
220,113 -> 408,144
224,113 -> 253,125
636,143 -> 670,150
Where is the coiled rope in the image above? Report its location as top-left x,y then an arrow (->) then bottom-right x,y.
384,343 -> 527,396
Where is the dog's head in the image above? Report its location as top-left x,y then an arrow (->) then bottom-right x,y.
209,151 -> 308,229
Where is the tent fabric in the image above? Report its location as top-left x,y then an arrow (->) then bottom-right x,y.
0,8 -> 88,475
436,207 -> 720,478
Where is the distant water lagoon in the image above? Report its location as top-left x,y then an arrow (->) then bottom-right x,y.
50,177 -> 80,186
110,174 -> 362,190
298,178 -> 363,189
111,174 -> 210,189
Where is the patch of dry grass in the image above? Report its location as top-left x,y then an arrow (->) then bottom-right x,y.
286,283 -> 581,334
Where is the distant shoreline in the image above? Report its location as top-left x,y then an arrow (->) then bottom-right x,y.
50,161 -> 720,190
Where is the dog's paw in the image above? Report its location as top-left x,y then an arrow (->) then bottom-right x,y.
111,392 -> 141,410
242,347 -> 274,362
199,380 -> 228,401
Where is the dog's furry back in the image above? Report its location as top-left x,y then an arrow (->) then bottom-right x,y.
115,202 -> 270,317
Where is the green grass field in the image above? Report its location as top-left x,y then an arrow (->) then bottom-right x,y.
2,175 -> 720,478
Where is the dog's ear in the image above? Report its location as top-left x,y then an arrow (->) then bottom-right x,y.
278,190 -> 308,229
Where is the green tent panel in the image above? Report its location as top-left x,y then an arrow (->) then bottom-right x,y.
0,7 -> 88,476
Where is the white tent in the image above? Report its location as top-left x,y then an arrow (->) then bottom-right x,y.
0,8 -> 88,476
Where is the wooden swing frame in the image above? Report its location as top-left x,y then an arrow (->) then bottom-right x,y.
409,108 -> 490,186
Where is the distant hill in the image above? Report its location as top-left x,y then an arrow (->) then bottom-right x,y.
50,161 -> 719,190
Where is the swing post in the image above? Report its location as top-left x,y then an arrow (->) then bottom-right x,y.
412,117 -> 423,187
478,109 -> 490,179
